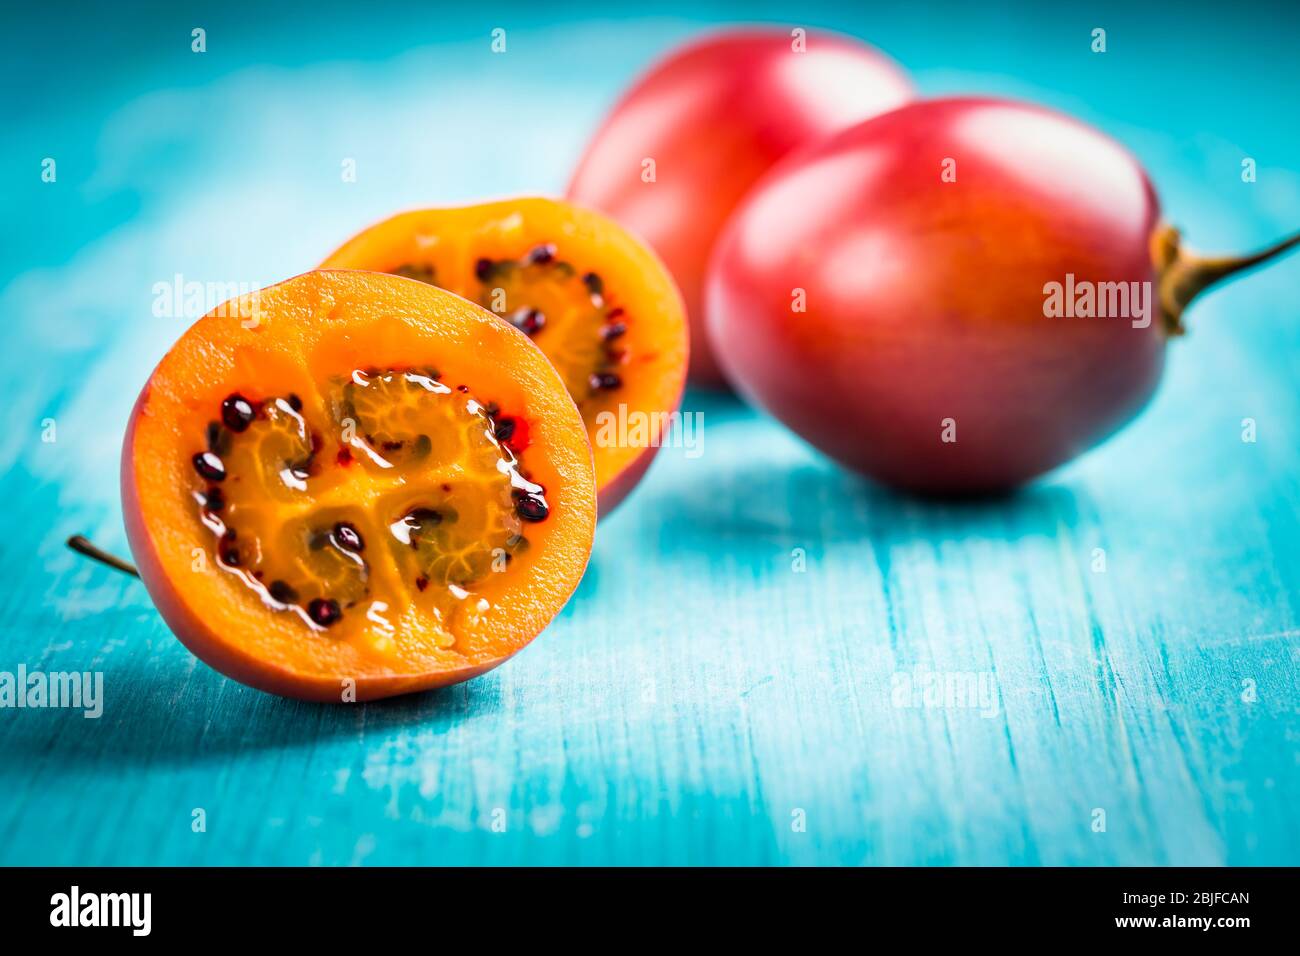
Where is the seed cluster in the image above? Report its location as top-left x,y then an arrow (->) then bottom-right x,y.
195,392 -> 359,629
474,244 -> 628,402
191,376 -> 549,634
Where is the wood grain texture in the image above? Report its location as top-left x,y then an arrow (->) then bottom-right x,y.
2,2 -> 1298,866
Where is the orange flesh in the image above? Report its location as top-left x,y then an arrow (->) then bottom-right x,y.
123,270 -> 596,701
320,198 -> 688,508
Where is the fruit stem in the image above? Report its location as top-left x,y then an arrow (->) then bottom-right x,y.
1153,225 -> 1300,335
67,535 -> 139,578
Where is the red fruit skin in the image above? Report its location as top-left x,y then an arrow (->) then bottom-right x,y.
706,97 -> 1167,494
567,28 -> 913,387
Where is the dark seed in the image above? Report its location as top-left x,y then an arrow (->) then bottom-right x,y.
512,308 -> 545,336
269,580 -> 298,603
308,530 -> 329,551
583,272 -> 604,295
474,258 -> 496,281
589,372 -> 623,392
193,451 -> 226,482
485,402 -> 500,417
221,394 -> 255,432
307,597 -> 342,627
381,440 -> 403,452
527,243 -> 556,265
494,418 -> 516,443
415,576 -> 429,592
408,507 -> 443,530
287,393 -> 303,412
206,421 -> 226,454
412,434 -> 432,458
204,487 -> 225,512
393,262 -> 436,284
332,522 -> 364,553
607,307 -> 625,320
220,545 -> 240,567
456,384 -> 469,393
601,321 -> 627,341
336,447 -> 353,466
514,492 -> 549,523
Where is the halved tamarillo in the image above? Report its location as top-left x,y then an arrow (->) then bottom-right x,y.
320,197 -> 688,515
122,270 -> 596,702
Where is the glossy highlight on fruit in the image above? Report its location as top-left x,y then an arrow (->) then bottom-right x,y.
321,198 -> 688,514
707,97 -> 1300,494
568,27 -> 912,387
123,270 -> 597,701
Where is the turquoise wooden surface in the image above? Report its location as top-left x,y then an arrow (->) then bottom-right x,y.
3,1 -> 1298,866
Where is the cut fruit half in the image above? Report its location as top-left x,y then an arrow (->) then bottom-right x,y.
123,270 -> 597,701
320,197 -> 688,513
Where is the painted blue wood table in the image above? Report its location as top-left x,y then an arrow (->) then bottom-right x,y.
2,2 -> 1297,865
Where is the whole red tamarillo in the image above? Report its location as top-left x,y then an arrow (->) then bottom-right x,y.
706,97 -> 1299,494
568,28 -> 913,387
